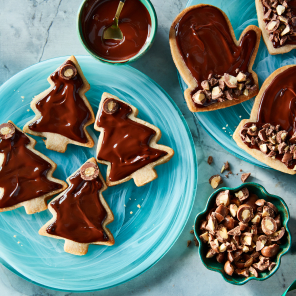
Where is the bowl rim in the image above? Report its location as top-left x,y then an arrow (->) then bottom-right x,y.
76,0 -> 158,65
194,182 -> 291,286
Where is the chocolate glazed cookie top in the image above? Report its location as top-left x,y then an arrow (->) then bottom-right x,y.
97,98 -> 167,182
174,5 -> 257,103
0,128 -> 62,208
29,60 -> 91,143
258,66 -> 296,136
47,171 -> 108,244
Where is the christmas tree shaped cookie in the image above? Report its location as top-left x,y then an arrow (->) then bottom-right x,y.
0,121 -> 67,214
233,65 -> 296,175
94,93 -> 174,187
39,158 -> 114,255
169,4 -> 261,112
23,56 -> 95,153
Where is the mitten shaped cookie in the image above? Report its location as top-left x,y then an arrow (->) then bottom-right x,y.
233,65 -> 296,174
94,93 -> 174,187
23,56 -> 95,153
39,158 -> 114,256
0,121 -> 67,214
169,4 -> 261,112
256,0 -> 296,55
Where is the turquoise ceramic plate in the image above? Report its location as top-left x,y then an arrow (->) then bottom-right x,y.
178,0 -> 296,169
194,183 -> 291,285
0,56 -> 197,292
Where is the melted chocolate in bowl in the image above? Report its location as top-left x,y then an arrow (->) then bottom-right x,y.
97,98 -> 167,182
47,171 -> 108,243
81,0 -> 151,61
174,5 -> 258,107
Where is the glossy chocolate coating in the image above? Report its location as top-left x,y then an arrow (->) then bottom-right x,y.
29,60 -> 91,143
263,1 -> 296,48
47,171 -> 108,243
97,99 -> 167,182
0,128 -> 62,208
81,0 -> 151,61
175,5 -> 257,107
257,66 -> 296,136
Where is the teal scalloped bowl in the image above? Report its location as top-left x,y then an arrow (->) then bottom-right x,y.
194,183 -> 291,285
0,56 -> 197,291
77,0 -> 157,64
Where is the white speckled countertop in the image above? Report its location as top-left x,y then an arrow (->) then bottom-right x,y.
0,0 -> 295,295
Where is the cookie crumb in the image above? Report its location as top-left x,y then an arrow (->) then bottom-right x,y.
137,204 -> 141,208
240,169 -> 243,172
21,96 -> 24,99
193,236 -> 199,247
124,204 -> 126,207
13,235 -> 16,238
241,172 -> 251,183
130,211 -> 133,214
190,229 -> 194,234
17,241 -> 20,244
27,109 -> 30,112
207,156 -> 213,165
187,240 -> 192,247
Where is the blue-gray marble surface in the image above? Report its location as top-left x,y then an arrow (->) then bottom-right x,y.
0,0 -> 295,295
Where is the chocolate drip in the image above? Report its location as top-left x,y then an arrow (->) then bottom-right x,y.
97,99 -> 167,182
0,128 -> 62,208
175,6 -> 258,107
47,171 -> 108,243
29,60 -> 91,143
81,0 -> 151,61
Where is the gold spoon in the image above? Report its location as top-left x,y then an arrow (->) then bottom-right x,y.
103,0 -> 126,40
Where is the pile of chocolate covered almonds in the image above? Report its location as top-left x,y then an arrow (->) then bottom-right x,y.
199,188 -> 285,278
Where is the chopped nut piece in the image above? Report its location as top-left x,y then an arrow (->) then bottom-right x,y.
240,233 -> 253,246
80,163 -> 99,181
187,240 -> 191,247
103,99 -> 119,114
206,214 -> 218,233
216,226 -> 229,242
261,217 -> 277,235
251,214 -> 262,225
237,205 -> 254,223
276,4 -> 286,15
255,199 -> 266,207
266,20 -> 280,32
213,212 -> 224,223
210,240 -> 220,253
261,244 -> 279,258
192,90 -> 206,105
265,202 -> 278,214
241,173 -> 251,183
216,190 -> 230,206
216,253 -> 225,263
229,204 -> 238,218
206,249 -> 216,258
268,262 -> 276,271
224,261 -> 235,276
243,89 -> 249,96
228,226 -> 241,236
215,204 -> 229,217
237,72 -> 247,82
249,266 -> 259,277
223,215 -> 236,230
201,80 -> 210,91
260,143 -> 268,154
239,222 -> 249,231
0,123 -> 15,140
242,245 -> 249,253
269,227 -> 285,242
207,156 -> 213,165
224,73 -> 238,88
190,229 -> 194,234
262,205 -> 275,218
212,86 -> 223,100
199,232 -> 209,243
235,268 -> 249,277
221,164 -> 226,173
274,215 -> 281,230
235,187 -> 249,201
281,25 -> 290,36
256,235 -> 268,251
219,243 -> 227,253
209,175 -> 223,189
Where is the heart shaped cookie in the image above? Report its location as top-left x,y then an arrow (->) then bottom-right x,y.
233,65 -> 296,174
169,4 -> 261,112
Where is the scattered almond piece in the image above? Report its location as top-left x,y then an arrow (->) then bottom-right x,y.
241,173 -> 251,183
